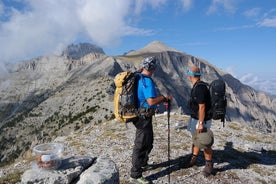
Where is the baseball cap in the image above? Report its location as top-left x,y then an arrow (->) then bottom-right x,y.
141,56 -> 157,71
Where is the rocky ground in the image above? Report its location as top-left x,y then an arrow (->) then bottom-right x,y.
1,113 -> 276,184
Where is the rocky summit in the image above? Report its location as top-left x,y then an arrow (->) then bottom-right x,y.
1,114 -> 276,183
0,41 -> 275,183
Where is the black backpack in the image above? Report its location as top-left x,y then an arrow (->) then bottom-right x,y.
209,79 -> 227,122
191,79 -> 227,123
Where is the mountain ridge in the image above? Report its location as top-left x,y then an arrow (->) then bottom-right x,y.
0,41 -> 275,171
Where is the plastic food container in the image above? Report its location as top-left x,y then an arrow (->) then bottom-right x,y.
33,143 -> 63,169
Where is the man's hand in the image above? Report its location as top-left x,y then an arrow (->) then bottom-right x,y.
196,123 -> 204,133
163,94 -> 173,103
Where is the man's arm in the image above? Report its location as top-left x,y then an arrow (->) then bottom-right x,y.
197,103 -> 206,132
146,95 -> 171,106
198,103 -> 206,122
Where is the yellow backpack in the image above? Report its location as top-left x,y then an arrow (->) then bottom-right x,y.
114,71 -> 139,123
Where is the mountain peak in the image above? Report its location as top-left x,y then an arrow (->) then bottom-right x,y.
126,40 -> 180,55
61,43 -> 105,59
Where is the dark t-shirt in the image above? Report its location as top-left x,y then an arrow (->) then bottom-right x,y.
189,80 -> 211,120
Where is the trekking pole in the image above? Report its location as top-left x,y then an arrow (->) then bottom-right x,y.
165,100 -> 171,184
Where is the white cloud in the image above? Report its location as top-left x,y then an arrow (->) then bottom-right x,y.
239,73 -> 276,95
207,0 -> 236,15
147,0 -> 167,9
257,17 -> 276,27
262,8 -> 276,18
0,2 -> 4,16
240,73 -> 258,84
243,8 -> 261,18
225,66 -> 237,77
0,62 -> 8,79
224,66 -> 276,95
216,24 -> 254,31
180,0 -> 193,12
225,66 -> 276,95
257,8 -> 276,28
215,7 -> 276,30
132,0 -> 167,16
76,1 -> 132,46
0,0 -> 166,63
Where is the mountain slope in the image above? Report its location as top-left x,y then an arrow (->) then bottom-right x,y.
0,41 -> 275,169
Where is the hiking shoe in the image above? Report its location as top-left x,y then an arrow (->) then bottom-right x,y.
203,160 -> 213,177
185,154 -> 197,167
130,176 -> 150,184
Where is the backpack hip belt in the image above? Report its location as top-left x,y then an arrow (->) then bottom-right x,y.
138,108 -> 155,117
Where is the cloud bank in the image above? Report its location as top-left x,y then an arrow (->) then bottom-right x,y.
226,67 -> 276,96
1,0 -> 275,63
0,0 -> 162,62
240,74 -> 276,96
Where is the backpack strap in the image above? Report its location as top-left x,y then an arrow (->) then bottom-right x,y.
193,80 -> 208,89
191,80 -> 208,98
136,73 -> 156,109
135,72 -> 147,108
136,72 -> 153,88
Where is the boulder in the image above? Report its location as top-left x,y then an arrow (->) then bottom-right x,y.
19,155 -> 119,184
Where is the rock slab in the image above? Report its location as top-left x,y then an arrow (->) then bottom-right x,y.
19,155 -> 119,184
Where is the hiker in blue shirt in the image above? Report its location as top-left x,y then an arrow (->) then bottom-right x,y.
130,56 -> 172,184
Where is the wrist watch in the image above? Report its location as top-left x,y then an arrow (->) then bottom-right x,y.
198,121 -> 203,125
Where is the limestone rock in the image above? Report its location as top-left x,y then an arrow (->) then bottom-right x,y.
76,156 -> 119,184
20,155 -> 96,184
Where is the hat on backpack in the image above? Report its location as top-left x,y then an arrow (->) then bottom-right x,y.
141,56 -> 157,71
192,128 -> 214,149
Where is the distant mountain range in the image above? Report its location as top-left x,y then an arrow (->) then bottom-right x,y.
0,41 -> 275,166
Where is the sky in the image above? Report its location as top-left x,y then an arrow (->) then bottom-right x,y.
0,0 -> 275,95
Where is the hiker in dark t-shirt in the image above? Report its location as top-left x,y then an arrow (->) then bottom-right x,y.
186,65 -> 214,177
130,56 -> 172,184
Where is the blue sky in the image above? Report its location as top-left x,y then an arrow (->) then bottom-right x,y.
0,0 -> 275,95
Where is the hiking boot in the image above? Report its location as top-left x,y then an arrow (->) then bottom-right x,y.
203,160 -> 213,177
185,154 -> 197,167
130,176 -> 150,184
